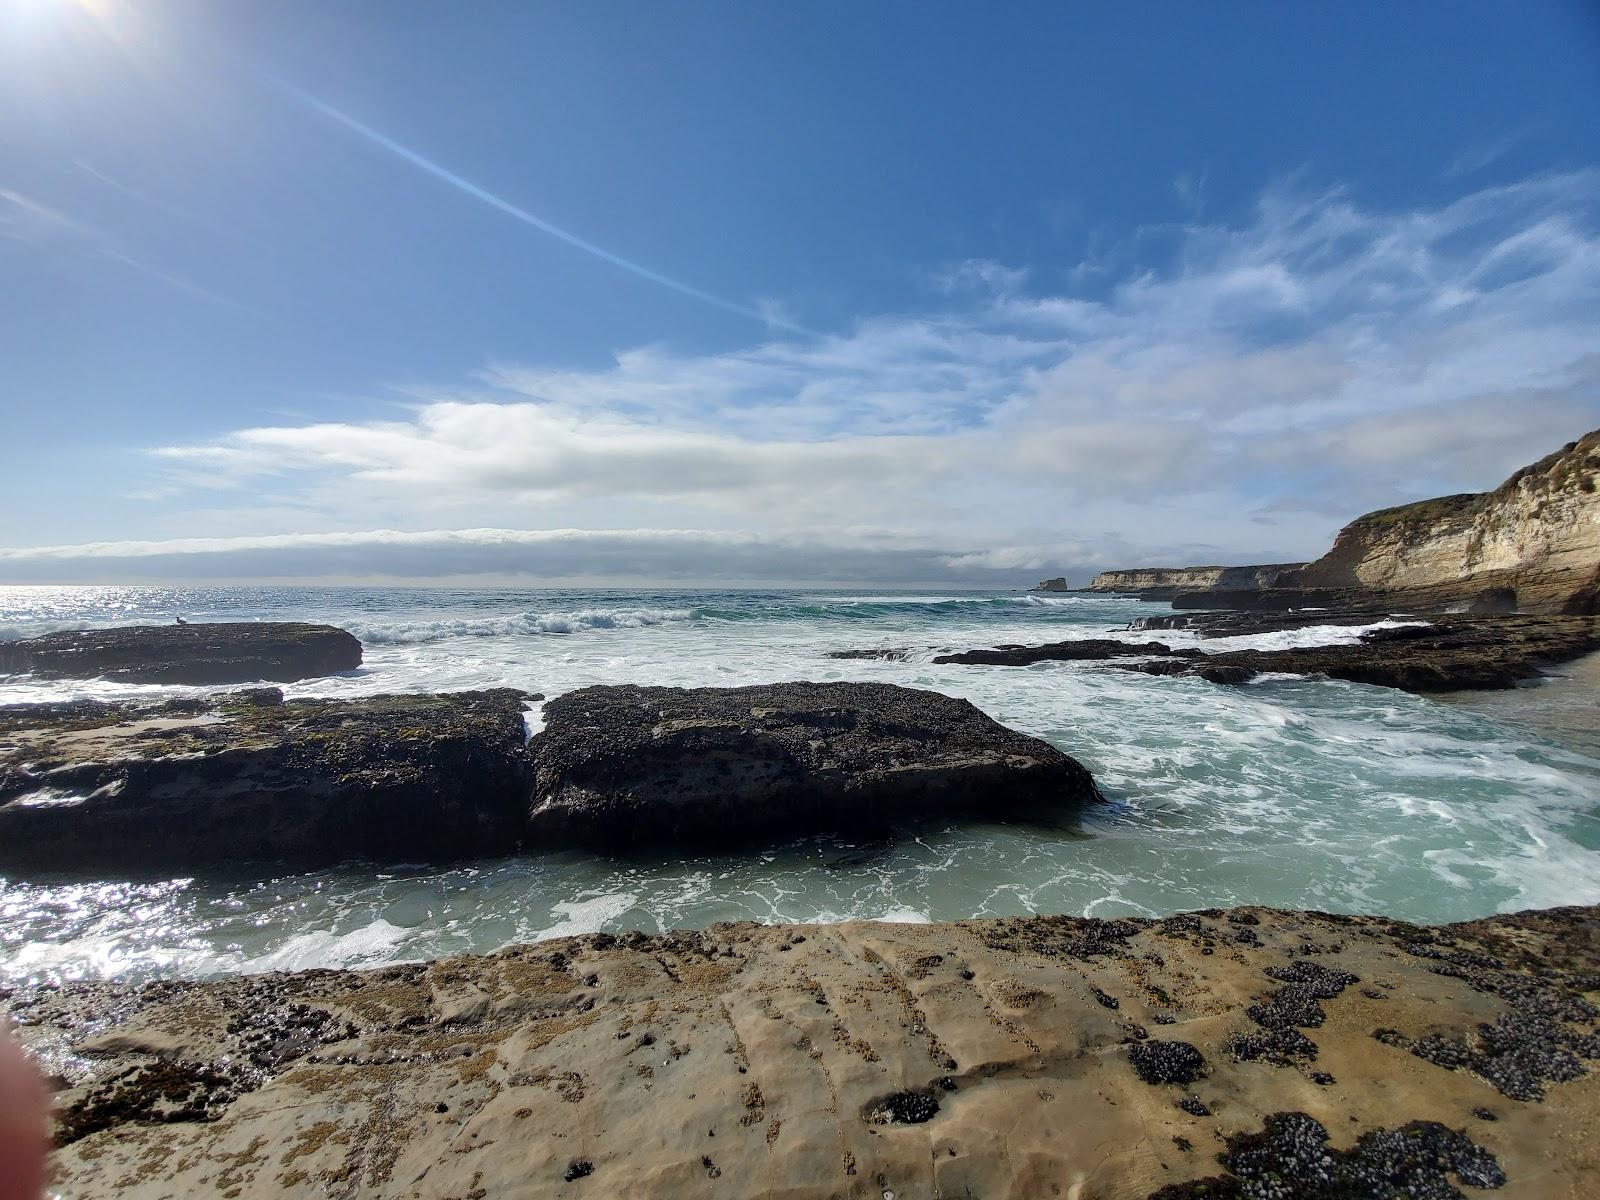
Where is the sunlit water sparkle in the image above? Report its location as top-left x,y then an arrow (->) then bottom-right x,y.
2,584 -> 1597,988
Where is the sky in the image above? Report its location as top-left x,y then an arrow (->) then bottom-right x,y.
2,0 -> 1599,586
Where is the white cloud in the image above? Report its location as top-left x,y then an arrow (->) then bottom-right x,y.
12,170 -> 1600,583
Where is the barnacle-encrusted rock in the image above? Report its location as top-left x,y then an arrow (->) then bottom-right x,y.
525,681 -> 1100,849
0,622 -> 362,685
0,688 -> 536,874
12,904 -> 1600,1198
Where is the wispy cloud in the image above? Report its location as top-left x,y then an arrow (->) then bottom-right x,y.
0,186 -> 234,305
10,169 -> 1599,584
1446,125 -> 1535,178
1172,168 -> 1209,216
274,80 -> 809,334
74,159 -> 220,233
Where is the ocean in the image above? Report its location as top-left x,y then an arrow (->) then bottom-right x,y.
2,583 -> 1598,989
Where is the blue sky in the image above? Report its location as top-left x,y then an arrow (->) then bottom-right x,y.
2,0 -> 1599,584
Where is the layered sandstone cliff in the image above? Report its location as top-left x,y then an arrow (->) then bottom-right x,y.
1089,564 -> 1304,593
1286,431 -> 1600,613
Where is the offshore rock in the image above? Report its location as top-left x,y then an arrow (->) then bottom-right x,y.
936,613 -> 1600,693
525,681 -> 1100,849
0,689 -> 535,875
1115,615 -> 1600,693
0,622 -> 362,685
14,903 -> 1600,1198
932,638 -> 1197,666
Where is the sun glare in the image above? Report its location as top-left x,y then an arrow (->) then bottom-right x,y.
3,0 -> 138,40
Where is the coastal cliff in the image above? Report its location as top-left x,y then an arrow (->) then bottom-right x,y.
1089,564 -> 1304,594
1284,431 -> 1600,613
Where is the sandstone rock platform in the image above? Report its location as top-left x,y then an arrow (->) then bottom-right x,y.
12,902 -> 1600,1198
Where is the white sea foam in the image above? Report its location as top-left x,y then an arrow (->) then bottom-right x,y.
1193,618 -> 1429,653
0,622 -> 95,642
530,893 -> 640,941
236,918 -> 415,974
354,607 -> 696,644
2,585 -> 1598,987
874,907 -> 933,923
522,699 -> 547,741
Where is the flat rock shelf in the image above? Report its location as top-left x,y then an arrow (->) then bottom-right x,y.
0,688 -> 536,874
11,903 -> 1600,1198
525,681 -> 1102,849
0,621 -> 363,685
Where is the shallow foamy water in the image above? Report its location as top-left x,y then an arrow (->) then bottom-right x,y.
2,584 -> 1598,987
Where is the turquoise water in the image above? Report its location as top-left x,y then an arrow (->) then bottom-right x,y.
2,584 -> 1598,987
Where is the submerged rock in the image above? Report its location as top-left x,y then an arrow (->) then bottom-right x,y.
525,681 -> 1101,849
0,622 -> 362,685
0,688 -> 535,874
14,903 -> 1598,1199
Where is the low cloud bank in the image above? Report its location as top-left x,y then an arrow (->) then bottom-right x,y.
0,527 -> 1140,586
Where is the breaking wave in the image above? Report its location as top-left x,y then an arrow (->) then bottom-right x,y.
352,607 -> 698,644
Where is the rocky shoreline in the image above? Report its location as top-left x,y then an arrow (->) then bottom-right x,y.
6,429 -> 1600,1196
0,681 -> 1100,877
837,613 -> 1600,693
10,901 -> 1599,1198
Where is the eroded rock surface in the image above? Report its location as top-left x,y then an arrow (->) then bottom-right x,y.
0,622 -> 363,685
0,689 -> 536,874
13,904 -> 1600,1198
526,681 -> 1101,849
1089,563 -> 1306,597
1282,431 -> 1600,614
